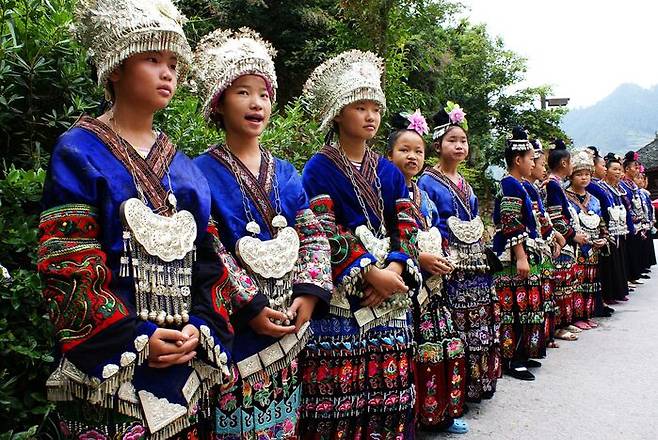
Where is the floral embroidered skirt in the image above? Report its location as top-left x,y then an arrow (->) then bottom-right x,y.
212,362 -> 301,439
56,400 -> 204,439
494,253 -> 545,362
445,270 -> 501,402
553,251 -> 575,327
297,314 -> 415,439
572,252 -> 600,321
413,285 -> 467,430
539,258 -> 556,347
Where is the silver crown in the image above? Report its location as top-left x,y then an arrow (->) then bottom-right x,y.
508,139 -> 533,152
303,50 -> 386,132
192,27 -> 278,119
72,0 -> 191,98
532,139 -> 543,159
571,150 -> 594,173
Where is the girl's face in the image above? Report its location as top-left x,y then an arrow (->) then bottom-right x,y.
633,174 -> 644,187
516,150 -> 535,179
389,130 -> 426,180
571,169 -> 592,190
561,156 -> 573,176
625,161 -> 639,178
593,158 -> 607,179
335,100 -> 381,141
110,50 -> 179,111
607,162 -> 623,184
438,126 -> 469,164
531,153 -> 547,181
216,74 -> 272,138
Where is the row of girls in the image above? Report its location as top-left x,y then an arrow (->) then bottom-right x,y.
36,1 -> 655,440
492,131 -> 656,383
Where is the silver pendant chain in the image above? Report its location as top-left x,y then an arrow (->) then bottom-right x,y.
335,141 -> 387,238
600,179 -> 622,197
109,111 -> 177,213
438,167 -> 472,220
221,144 -> 284,234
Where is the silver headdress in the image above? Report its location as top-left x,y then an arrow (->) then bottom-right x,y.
73,0 -> 192,98
507,126 -> 532,152
431,101 -> 468,141
571,149 -> 594,173
531,139 -> 543,159
192,27 -> 278,119
303,50 -> 387,131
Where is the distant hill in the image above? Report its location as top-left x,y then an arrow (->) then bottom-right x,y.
561,83 -> 658,154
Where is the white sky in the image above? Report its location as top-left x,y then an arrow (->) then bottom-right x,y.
459,0 -> 657,109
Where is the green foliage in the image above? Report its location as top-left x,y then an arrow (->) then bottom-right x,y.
262,99 -> 324,171
0,0 -> 99,170
0,167 -> 56,438
179,0 -> 340,104
156,92 -> 322,171
0,0 -> 571,435
156,88 -> 220,157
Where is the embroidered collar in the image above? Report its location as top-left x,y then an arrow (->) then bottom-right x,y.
76,115 -> 176,214
209,145 -> 278,235
621,176 -> 638,190
408,182 -> 428,230
601,180 -> 626,198
319,145 -> 383,224
424,167 -> 473,218
566,188 -> 591,212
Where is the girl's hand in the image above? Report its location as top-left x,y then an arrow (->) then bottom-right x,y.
248,307 -> 296,338
574,231 -> 589,245
419,252 -> 453,275
148,328 -> 198,368
516,257 -> 530,279
362,267 -> 408,308
287,295 -> 319,332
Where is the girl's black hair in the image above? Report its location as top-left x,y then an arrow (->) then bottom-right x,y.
604,152 -> 621,168
386,112 -> 426,154
208,93 -> 226,130
430,108 -> 466,153
547,139 -> 570,170
623,151 -> 637,169
504,126 -> 532,168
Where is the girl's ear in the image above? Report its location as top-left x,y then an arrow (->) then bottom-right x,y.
215,99 -> 224,117
108,66 -> 121,87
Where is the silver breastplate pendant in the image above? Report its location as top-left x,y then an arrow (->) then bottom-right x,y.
120,197 -> 197,326
236,216 -> 300,314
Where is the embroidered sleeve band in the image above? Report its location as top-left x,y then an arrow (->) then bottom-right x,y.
499,196 -> 527,243
309,194 -> 376,294
386,198 -> 420,265
206,221 -> 266,329
546,205 -> 574,239
38,204 -> 130,353
292,208 -> 334,294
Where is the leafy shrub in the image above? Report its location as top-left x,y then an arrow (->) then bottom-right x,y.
0,166 -> 57,438
0,0 -> 99,170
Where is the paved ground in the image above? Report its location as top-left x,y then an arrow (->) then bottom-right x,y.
422,240 -> 658,440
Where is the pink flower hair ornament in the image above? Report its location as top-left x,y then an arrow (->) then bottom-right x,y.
432,101 -> 469,140
401,109 -> 429,136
